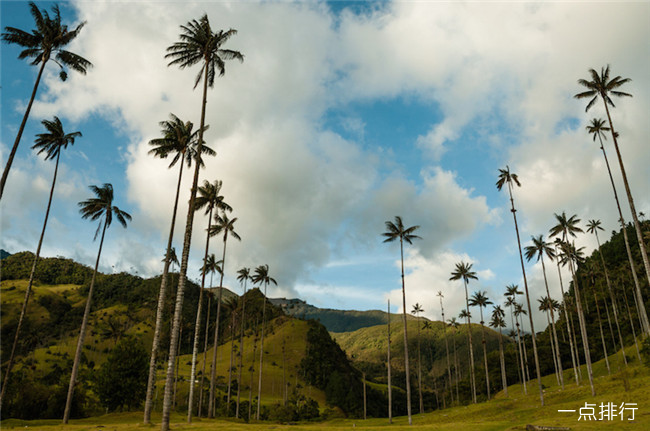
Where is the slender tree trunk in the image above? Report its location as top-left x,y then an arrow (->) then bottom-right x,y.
248,323 -> 258,422
416,313 -> 423,414
594,296 -> 610,375
545,310 -> 560,386
497,326 -> 507,397
555,256 -> 580,385
363,372 -> 367,420
63,220 -> 107,424
620,287 -> 641,362
173,324 -> 182,409
161,64 -> 209,431
399,238 -> 413,424
596,133 -> 641,351
479,309 -> 490,400
198,291 -> 212,416
515,316 -> 527,394
236,283 -> 247,418
463,283 -> 477,404
540,257 -> 564,389
452,334 -> 459,403
0,152 -> 60,407
566,255 -> 595,396
507,184 -> 544,405
387,300 -> 392,423
227,312 -> 236,407
0,57 -> 48,201
256,282 -> 268,420
603,102 -> 650,335
144,159 -> 184,424
187,209 -> 214,422
439,297 -> 453,405
208,235 -> 229,417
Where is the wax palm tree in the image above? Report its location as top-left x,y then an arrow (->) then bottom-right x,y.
576,67 -> 650,323
451,262 -> 478,403
161,14 -> 243,429
469,290 -> 493,399
252,264 -> 277,420
0,2 -> 92,200
63,184 -> 130,423
586,219 -> 627,364
411,303 -> 425,414
557,238 -> 595,395
588,118 -> 646,348
496,166 -> 544,405
235,267 -> 250,418
187,180 -> 231,421
144,114 -> 213,423
382,216 -> 421,424
489,306 -> 508,397
524,234 -> 564,389
583,263 -> 611,375
198,254 -> 221,417
447,317 -> 461,402
206,213 -> 241,417
437,291 -> 453,405
538,296 -> 561,385
551,214 -> 596,396
504,285 -> 526,389
0,117 -> 81,407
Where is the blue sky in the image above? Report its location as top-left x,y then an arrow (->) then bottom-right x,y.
1,0 -> 649,331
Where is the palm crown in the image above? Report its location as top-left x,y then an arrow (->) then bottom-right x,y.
195,180 -> 232,216
496,165 -> 520,191
78,183 -> 131,239
32,116 -> 81,160
524,234 -> 555,263
382,216 -> 421,245
148,114 -> 213,168
165,15 -> 244,89
586,118 -> 610,144
574,65 -> 632,112
1,2 -> 92,81
450,261 -> 478,284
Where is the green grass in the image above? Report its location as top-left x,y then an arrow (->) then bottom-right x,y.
4,349 -> 649,430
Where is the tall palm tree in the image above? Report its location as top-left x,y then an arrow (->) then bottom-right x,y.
504,285 -> 526,389
496,166 -> 544,405
63,184 -> 130,423
0,117 -> 81,407
524,234 -> 564,389
144,114 -> 213,424
436,291 -> 453,405
537,296 -> 561,385
0,2 -> 91,200
469,290 -> 493,399
550,214 -> 596,395
447,317 -> 461,402
252,264 -> 277,420
576,66 -> 650,332
198,254 -> 221,417
382,216 -> 421,424
586,219 -> 627,364
207,213 -> 241,417
235,267 -> 250,419
489,305 -> 508,397
411,303 -> 425,414
161,15 -> 242,431
450,262 -> 478,403
187,180 -> 231,422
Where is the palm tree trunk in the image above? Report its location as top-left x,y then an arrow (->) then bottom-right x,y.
187,209 -> 214,422
497,326 -> 507,397
198,291 -> 212,416
161,64 -> 210,431
540,257 -> 564,389
387,300 -> 392,423
236,284 -> 247,418
0,151 -> 60,408
452,334 -> 459,403
416,315 -> 423,414
594,296 -> 610,375
208,237 -> 229,417
439,299 -> 453,405
144,159 -> 184,424
515,317 -> 527,394
248,324 -> 258,422
621,288 -> 642,362
603,103 -> 650,335
399,238 -> 413,424
63,219 -> 107,424
463,282 -> 477,404
173,324 -> 182,409
0,58 -> 48,201
227,312 -> 236,407
479,309 -> 490,400
256,282 -> 268,420
555,257 -> 580,385
566,256 -> 595,396
507,184 -> 544,405
545,310 -> 560,386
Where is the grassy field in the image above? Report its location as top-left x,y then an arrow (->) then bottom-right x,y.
3,352 -> 648,430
